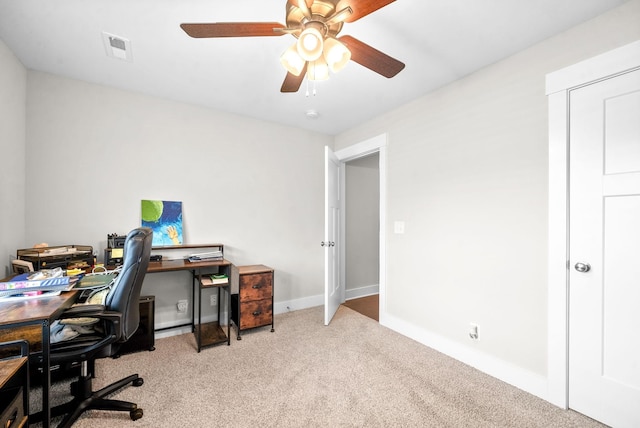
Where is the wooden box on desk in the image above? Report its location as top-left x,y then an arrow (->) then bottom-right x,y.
231,265 -> 274,339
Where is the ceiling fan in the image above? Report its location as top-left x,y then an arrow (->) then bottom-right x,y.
180,0 -> 405,93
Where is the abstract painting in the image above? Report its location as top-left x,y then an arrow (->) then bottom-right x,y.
141,200 -> 183,246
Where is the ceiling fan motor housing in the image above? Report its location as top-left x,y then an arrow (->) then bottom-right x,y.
285,0 -> 345,39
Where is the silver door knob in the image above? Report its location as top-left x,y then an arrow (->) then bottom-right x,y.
574,262 -> 591,273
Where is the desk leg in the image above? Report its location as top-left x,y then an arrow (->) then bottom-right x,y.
42,319 -> 51,428
226,286 -> 231,346
197,275 -> 202,353
191,272 -> 196,333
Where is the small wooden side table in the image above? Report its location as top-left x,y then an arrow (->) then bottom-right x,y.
231,265 -> 274,340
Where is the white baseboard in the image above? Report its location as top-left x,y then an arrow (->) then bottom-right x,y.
154,309 -> 230,340
272,284 -> 379,314
274,293 -> 324,314
155,294 -> 325,339
380,312 -> 549,403
155,324 -> 192,340
155,285 -> 380,339
345,284 -> 379,300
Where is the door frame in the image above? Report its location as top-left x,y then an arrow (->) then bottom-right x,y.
546,40 -> 640,408
335,133 -> 387,324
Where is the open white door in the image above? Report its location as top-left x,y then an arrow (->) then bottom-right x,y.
324,146 -> 342,325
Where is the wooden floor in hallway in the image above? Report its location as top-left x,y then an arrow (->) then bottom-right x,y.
343,294 -> 379,322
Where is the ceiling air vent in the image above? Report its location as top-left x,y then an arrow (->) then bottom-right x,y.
101,32 -> 132,62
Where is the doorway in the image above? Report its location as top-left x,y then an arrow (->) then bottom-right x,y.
343,153 -> 380,321
330,134 -> 387,325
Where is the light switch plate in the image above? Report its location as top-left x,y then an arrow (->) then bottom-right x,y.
394,221 -> 405,234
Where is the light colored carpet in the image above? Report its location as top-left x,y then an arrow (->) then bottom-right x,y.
32,305 -> 604,427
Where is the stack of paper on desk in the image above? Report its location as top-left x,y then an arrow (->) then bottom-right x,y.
0,274 -> 75,298
186,250 -> 223,262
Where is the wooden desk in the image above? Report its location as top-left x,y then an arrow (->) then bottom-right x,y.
147,258 -> 233,351
0,291 -> 78,428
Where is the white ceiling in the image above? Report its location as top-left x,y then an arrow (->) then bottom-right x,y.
0,0 -> 629,135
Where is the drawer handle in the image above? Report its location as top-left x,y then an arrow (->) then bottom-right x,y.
252,284 -> 262,289
252,311 -> 262,316
6,409 -> 17,428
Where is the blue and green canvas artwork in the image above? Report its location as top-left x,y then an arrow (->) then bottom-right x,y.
141,200 -> 183,246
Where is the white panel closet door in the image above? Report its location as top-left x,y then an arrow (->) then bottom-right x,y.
569,68 -> 640,428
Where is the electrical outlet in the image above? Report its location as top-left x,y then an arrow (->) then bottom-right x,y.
469,323 -> 479,340
177,299 -> 188,313
210,294 -> 217,306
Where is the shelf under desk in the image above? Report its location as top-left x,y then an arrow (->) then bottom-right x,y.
147,258 -> 232,351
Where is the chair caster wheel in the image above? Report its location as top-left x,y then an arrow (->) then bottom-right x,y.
130,408 -> 144,421
133,378 -> 144,387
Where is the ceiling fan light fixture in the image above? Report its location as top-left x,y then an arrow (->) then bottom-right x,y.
307,59 -> 329,81
323,37 -> 350,73
297,27 -> 324,61
280,44 -> 306,76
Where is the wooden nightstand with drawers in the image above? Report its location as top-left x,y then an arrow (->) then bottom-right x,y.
231,265 -> 274,340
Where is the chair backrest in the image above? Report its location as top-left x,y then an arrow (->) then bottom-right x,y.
104,227 -> 153,342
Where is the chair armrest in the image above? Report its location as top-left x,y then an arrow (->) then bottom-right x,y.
58,305 -> 124,331
60,304 -> 106,318
48,308 -> 125,362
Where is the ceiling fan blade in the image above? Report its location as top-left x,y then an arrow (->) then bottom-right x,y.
337,0 -> 396,23
281,63 -> 308,93
180,22 -> 286,38
338,35 -> 405,78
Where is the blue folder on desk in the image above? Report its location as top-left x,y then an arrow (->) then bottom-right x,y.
0,273 -> 73,298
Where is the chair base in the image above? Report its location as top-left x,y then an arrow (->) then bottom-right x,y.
33,371 -> 144,428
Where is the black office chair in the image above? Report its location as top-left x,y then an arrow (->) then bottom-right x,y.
33,227 -> 153,428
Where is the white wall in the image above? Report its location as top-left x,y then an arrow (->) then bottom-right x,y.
24,71 -> 332,328
335,0 -> 640,398
345,153 -> 379,296
0,38 -> 26,278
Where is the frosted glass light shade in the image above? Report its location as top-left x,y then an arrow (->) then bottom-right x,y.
323,38 -> 351,73
297,27 -> 324,61
280,44 -> 306,76
307,59 -> 329,81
